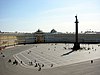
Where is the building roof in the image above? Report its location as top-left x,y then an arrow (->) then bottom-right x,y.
50,29 -> 57,33
34,29 -> 45,34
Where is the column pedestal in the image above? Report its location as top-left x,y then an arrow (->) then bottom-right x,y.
73,42 -> 80,50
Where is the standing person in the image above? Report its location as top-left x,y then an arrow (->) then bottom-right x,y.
91,60 -> 93,63
35,63 -> 38,67
16,61 -> 18,65
21,61 -> 23,64
1,52 -> 3,54
29,61 -> 33,65
51,64 -> 53,67
8,59 -> 11,63
42,64 -> 44,67
38,67 -> 41,71
2,55 -> 5,57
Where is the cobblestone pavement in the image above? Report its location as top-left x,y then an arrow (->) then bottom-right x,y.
0,44 -> 100,75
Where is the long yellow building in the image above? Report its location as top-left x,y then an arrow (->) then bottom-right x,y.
0,32 -> 17,50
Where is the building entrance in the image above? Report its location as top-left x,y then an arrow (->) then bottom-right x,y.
35,35 -> 44,43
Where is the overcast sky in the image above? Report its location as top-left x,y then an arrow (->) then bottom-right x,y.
0,0 -> 100,33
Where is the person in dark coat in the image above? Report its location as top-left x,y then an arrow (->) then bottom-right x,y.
91,60 -> 93,63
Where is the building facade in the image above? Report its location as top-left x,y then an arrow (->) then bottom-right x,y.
1,30 -> 100,50
0,32 -> 17,50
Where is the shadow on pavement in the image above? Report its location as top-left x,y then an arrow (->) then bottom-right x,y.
61,50 -> 75,56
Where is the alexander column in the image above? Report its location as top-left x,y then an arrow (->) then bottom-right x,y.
73,15 -> 80,50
